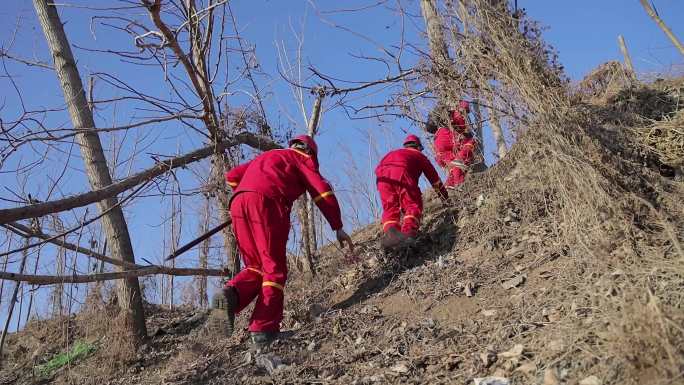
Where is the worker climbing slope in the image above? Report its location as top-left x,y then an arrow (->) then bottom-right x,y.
434,100 -> 477,188
375,134 -> 451,248
212,134 -> 355,349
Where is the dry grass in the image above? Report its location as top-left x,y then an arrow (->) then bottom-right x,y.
633,109 -> 684,167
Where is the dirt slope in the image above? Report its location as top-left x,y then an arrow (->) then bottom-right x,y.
1,81 -> 682,385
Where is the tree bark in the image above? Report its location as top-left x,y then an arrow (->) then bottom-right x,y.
639,0 -> 684,57
296,90 -> 325,279
306,91 -> 325,258
33,0 -> 147,341
420,0 -> 451,70
488,95 -> 508,160
617,34 -> 637,81
420,0 -> 454,104
470,98 -> 488,172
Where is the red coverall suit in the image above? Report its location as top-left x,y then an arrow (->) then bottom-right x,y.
375,137 -> 448,238
434,110 -> 476,187
224,135 -> 343,333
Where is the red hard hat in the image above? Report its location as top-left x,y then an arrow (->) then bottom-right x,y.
459,100 -> 470,112
403,134 -> 422,148
289,134 -> 318,156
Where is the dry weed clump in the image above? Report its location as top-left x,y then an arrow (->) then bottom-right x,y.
632,109 -> 684,167
437,0 -> 684,383
576,61 -> 633,102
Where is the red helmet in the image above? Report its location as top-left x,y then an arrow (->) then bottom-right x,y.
403,134 -> 423,149
288,134 -> 318,156
459,100 -> 470,112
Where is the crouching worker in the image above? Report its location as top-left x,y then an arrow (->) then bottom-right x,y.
211,135 -> 355,349
434,100 -> 476,188
375,134 -> 450,248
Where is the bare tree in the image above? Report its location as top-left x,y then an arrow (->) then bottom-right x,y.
488,97 -> 508,159
33,0 -> 147,341
617,34 -> 637,81
638,0 -> 684,57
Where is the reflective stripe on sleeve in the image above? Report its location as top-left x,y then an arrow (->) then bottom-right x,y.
262,281 -> 284,291
313,191 -> 334,203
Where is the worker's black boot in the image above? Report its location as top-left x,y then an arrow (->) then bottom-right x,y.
250,331 -> 279,352
381,227 -> 405,249
208,286 -> 238,337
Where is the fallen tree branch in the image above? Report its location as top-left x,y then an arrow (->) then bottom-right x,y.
0,132 -> 279,224
0,266 -> 228,285
2,221 -> 137,269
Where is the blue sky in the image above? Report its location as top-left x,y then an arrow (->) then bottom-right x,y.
1,1 -> 682,330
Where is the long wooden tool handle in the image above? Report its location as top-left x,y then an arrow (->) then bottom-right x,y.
165,219 -> 232,261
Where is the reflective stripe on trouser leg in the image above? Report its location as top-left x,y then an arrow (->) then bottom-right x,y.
400,187 -> 423,237
378,181 -> 401,233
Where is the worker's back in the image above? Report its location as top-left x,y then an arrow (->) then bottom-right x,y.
375,148 -> 432,188
233,148 -> 315,206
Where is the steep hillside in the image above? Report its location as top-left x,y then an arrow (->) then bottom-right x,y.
1,79 -> 682,385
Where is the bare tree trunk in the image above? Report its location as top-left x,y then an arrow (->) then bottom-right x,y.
617,34 -> 637,82
488,95 -> 508,160
306,91 -> 324,257
421,0 -> 451,68
209,154 -> 239,275
186,0 -> 239,277
639,0 -> 684,57
420,0 -> 454,104
296,90 -> 325,280
470,98 -> 488,172
33,0 -> 146,342
296,201 -> 313,279
196,199 -> 211,309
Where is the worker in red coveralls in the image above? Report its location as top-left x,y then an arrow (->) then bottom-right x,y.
434,100 -> 476,188
375,134 -> 450,248
211,135 -> 355,349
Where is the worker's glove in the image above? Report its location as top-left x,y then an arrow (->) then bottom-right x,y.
336,229 -> 355,254
449,159 -> 467,171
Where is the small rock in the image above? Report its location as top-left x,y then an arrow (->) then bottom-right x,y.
390,362 -> 410,374
366,256 -> 380,268
501,274 -> 526,290
465,281 -> 474,297
547,339 -> 564,351
547,311 -> 561,322
579,375 -> 601,385
505,245 -> 525,258
543,368 -> 560,385
515,361 -> 537,375
498,344 -> 524,358
482,309 -> 497,317
256,354 -> 283,375
476,194 -> 485,207
355,335 -> 364,345
244,352 -> 253,363
308,303 -> 325,318
306,341 -> 316,351
473,377 -> 510,385
479,351 -> 496,368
